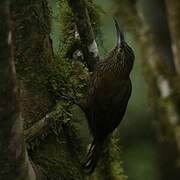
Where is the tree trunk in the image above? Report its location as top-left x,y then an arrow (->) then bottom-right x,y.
0,1 -> 36,179
10,0 -> 54,130
10,0 -> 87,179
166,0 -> 180,74
67,0 -> 100,71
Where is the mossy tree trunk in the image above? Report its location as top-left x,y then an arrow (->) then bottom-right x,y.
91,137 -> 127,180
9,0 -> 88,179
10,0 -> 54,129
112,0 -> 180,179
67,0 -> 100,71
0,1 -> 36,179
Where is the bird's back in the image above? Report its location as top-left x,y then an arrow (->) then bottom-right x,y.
85,60 -> 132,141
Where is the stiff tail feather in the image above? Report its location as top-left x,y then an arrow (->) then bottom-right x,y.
83,139 -> 103,173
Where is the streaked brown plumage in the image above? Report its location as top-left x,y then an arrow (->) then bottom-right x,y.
83,18 -> 135,173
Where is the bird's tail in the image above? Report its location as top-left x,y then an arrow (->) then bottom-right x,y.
83,139 -> 103,173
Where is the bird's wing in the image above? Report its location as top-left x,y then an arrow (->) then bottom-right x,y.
87,72 -> 132,138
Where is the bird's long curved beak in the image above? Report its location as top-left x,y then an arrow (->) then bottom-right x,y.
113,17 -> 124,48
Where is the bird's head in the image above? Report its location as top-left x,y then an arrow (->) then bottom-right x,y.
112,18 -> 135,75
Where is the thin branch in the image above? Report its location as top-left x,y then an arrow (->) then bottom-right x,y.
24,101 -> 83,146
24,112 -> 55,144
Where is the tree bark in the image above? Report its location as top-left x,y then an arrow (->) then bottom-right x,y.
0,1 -> 36,179
11,0 -> 54,129
10,0 -> 89,179
67,0 -> 100,71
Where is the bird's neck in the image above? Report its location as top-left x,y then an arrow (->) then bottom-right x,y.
112,54 -> 132,77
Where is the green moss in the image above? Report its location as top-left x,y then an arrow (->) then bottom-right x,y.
27,0 -> 93,177
86,0 -> 104,38
47,56 -> 90,102
11,0 -> 54,129
29,100 -> 88,179
91,137 -> 127,180
31,132 -> 86,180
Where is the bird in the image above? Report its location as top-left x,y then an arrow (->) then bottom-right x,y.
83,18 -> 135,173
